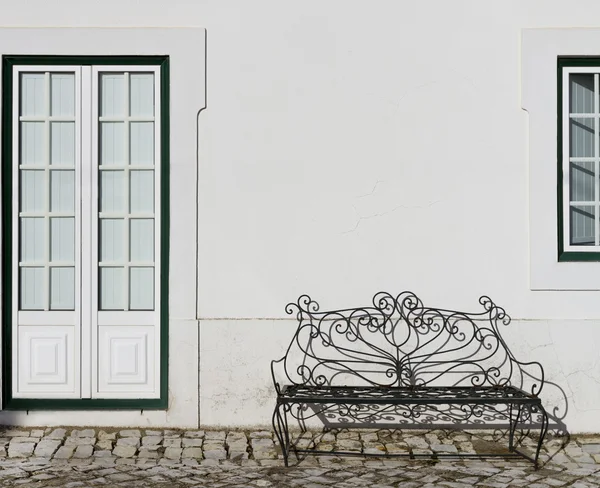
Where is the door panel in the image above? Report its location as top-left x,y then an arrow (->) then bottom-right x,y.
97,325 -> 155,395
15,326 -> 76,397
91,67 -> 161,399
13,67 -> 81,398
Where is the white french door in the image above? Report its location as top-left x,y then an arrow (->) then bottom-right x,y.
12,64 -> 162,400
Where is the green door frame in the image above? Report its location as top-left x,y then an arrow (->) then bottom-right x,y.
1,55 -> 169,409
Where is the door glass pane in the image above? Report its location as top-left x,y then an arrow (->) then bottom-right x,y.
21,170 -> 46,212
130,170 -> 154,213
570,117 -> 595,158
50,170 -> 75,212
100,171 -> 125,213
101,74 -> 125,117
130,122 -> 154,166
50,122 -> 75,165
100,123 -> 125,166
50,267 -> 74,310
21,122 -> 45,166
570,205 -> 596,245
50,74 -> 75,117
130,219 -> 154,262
96,70 -> 159,313
20,267 -> 45,310
21,218 -> 45,262
21,74 -> 45,116
100,219 -> 124,262
100,267 -> 124,310
130,74 -> 154,117
570,74 -> 595,114
130,267 -> 153,310
18,71 -> 79,315
50,217 -> 75,262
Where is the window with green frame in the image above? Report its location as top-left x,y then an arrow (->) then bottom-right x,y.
558,57 -> 600,262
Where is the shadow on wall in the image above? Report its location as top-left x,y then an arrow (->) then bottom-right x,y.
271,291 -> 570,467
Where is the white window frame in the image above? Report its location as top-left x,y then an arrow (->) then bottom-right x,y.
561,66 -> 600,253
11,63 -> 162,399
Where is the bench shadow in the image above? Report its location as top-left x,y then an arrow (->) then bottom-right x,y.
287,379 -> 570,468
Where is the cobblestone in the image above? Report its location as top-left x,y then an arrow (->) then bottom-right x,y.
112,445 -> 137,458
163,438 -> 181,448
53,446 -> 74,459
181,437 -> 203,447
119,430 -> 141,438
34,439 -> 60,458
142,435 -> 162,446
116,437 -> 140,447
0,427 -> 592,486
5,431 -> 28,438
97,431 -> 116,441
164,447 -> 182,459
73,445 -> 93,458
7,443 -> 34,458
185,430 -> 205,438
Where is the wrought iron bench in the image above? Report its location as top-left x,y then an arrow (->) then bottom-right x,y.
271,292 -> 549,467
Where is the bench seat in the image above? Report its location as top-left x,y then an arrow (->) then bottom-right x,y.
278,385 -> 541,405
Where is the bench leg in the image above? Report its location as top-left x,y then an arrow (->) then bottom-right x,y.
508,404 -> 521,451
534,406 -> 549,469
272,402 -> 290,467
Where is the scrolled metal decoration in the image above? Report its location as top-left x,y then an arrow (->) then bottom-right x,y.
271,292 -> 549,468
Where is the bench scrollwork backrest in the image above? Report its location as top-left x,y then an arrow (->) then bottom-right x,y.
271,292 -> 544,398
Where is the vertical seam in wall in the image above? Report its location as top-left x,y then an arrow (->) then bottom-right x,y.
196,28 -> 208,427
519,30 -> 533,290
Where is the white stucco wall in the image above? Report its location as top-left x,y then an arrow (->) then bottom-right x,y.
1,0 -> 600,432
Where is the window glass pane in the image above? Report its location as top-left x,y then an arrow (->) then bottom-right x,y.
130,267 -> 153,310
570,74 -> 595,114
21,218 -> 45,262
21,122 -> 45,166
570,205 -> 596,246
100,219 -> 124,262
100,122 -> 125,166
130,74 -> 154,117
50,122 -> 75,165
570,161 -> 595,202
130,122 -> 154,166
21,74 -> 45,116
50,74 -> 75,117
50,217 -> 75,262
100,170 -> 125,213
101,74 -> 125,117
50,170 -> 75,213
50,267 -> 74,310
100,267 -> 124,310
570,117 -> 595,158
20,267 -> 44,310
21,170 -> 46,212
130,219 -> 154,262
130,170 -> 154,213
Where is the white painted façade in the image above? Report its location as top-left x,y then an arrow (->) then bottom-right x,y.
0,1 -> 598,434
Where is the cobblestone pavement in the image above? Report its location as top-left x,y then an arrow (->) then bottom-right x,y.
0,427 -> 596,486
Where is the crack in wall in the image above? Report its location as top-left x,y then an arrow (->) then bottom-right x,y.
547,325 -> 600,413
343,200 -> 441,234
392,80 -> 440,109
356,180 -> 384,199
